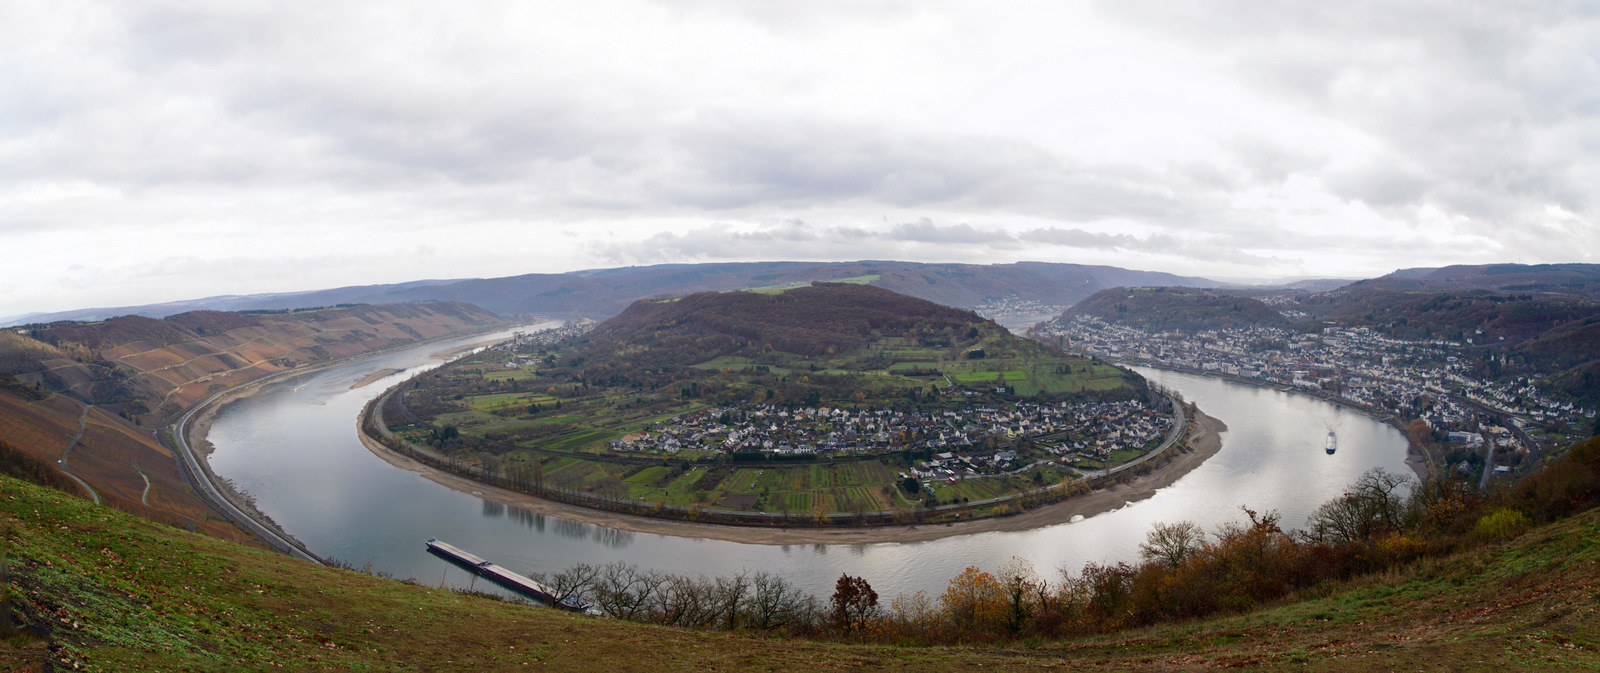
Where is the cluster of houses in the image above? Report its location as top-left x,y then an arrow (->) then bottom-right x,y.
903,449 -> 1021,485
607,398 -> 1175,471
972,295 -> 1070,326
1032,315 -> 1595,452
493,322 -> 593,367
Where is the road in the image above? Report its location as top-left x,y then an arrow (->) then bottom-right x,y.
1067,395 -> 1189,480
170,385 -> 324,565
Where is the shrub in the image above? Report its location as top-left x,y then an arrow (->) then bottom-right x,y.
1474,508 -> 1532,540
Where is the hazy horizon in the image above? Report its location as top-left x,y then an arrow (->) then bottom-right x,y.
4,2 -> 1596,318
0,255 -> 1369,321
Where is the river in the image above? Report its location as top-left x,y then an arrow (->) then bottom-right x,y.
207,327 -> 1411,599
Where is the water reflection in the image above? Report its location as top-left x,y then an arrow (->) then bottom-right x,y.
552,516 -> 593,541
591,525 -> 634,549
482,500 -> 504,518
505,504 -> 545,532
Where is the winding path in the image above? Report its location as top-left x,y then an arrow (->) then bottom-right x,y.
56,403 -> 101,505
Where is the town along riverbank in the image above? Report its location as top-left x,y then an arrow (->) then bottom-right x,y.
355,403 -> 1227,546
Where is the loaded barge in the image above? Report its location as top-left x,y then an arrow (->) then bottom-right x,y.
425,538 -> 590,612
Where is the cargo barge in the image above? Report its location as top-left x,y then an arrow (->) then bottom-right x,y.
425,538 -> 591,612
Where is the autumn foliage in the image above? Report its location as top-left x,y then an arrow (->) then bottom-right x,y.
545,434 -> 1600,644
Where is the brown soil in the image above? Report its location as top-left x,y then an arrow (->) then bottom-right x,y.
356,411 -> 1228,546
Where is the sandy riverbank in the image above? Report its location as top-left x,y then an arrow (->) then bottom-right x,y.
351,369 -> 404,389
356,410 -> 1228,546
429,339 -> 504,360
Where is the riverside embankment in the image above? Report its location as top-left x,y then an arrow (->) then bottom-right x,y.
168,323 -> 542,562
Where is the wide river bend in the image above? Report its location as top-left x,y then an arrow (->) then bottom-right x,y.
209,325 -> 1410,599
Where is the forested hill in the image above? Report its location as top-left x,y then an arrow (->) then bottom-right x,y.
1059,287 -> 1287,332
590,282 -> 989,361
1348,263 -> 1600,298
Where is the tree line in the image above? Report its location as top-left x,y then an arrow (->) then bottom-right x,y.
529,433 -> 1600,642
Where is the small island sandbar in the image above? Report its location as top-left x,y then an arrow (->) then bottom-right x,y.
351,369 -> 404,389
357,410 -> 1228,546
429,339 -> 505,360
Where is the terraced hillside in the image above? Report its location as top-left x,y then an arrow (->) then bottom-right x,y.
8,302 -> 504,424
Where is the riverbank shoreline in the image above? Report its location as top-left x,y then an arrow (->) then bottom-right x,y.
177,322 -> 541,554
351,369 -> 405,389
1128,362 -> 1434,483
355,405 -> 1228,546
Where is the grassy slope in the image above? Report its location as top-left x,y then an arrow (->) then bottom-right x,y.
3,474 -> 1596,671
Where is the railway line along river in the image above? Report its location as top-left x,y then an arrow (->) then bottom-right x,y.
207,328 -> 1411,599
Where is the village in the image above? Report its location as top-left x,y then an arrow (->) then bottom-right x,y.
609,398 -> 1175,478
1030,314 -> 1597,463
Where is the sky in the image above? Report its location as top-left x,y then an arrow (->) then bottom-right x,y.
3,1 -> 1598,319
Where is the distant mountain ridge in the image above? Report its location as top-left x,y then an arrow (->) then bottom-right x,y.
5,261 -> 1225,326
1352,263 -> 1600,297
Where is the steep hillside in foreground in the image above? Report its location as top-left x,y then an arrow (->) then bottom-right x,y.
1060,286 -> 1290,332
3,473 -> 1596,670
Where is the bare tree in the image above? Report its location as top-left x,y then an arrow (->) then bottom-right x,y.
590,562 -> 665,621
742,572 -> 814,633
1138,520 -> 1205,567
534,562 -> 601,606
1305,468 -> 1413,545
712,572 -> 750,631
656,574 -> 722,629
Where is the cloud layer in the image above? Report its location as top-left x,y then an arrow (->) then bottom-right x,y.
2,1 -> 1596,317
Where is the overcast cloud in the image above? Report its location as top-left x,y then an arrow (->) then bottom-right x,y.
2,0 -> 1596,318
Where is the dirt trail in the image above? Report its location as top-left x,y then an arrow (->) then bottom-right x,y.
57,402 -> 101,505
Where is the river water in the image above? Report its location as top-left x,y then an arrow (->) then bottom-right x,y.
208,327 -> 1410,599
